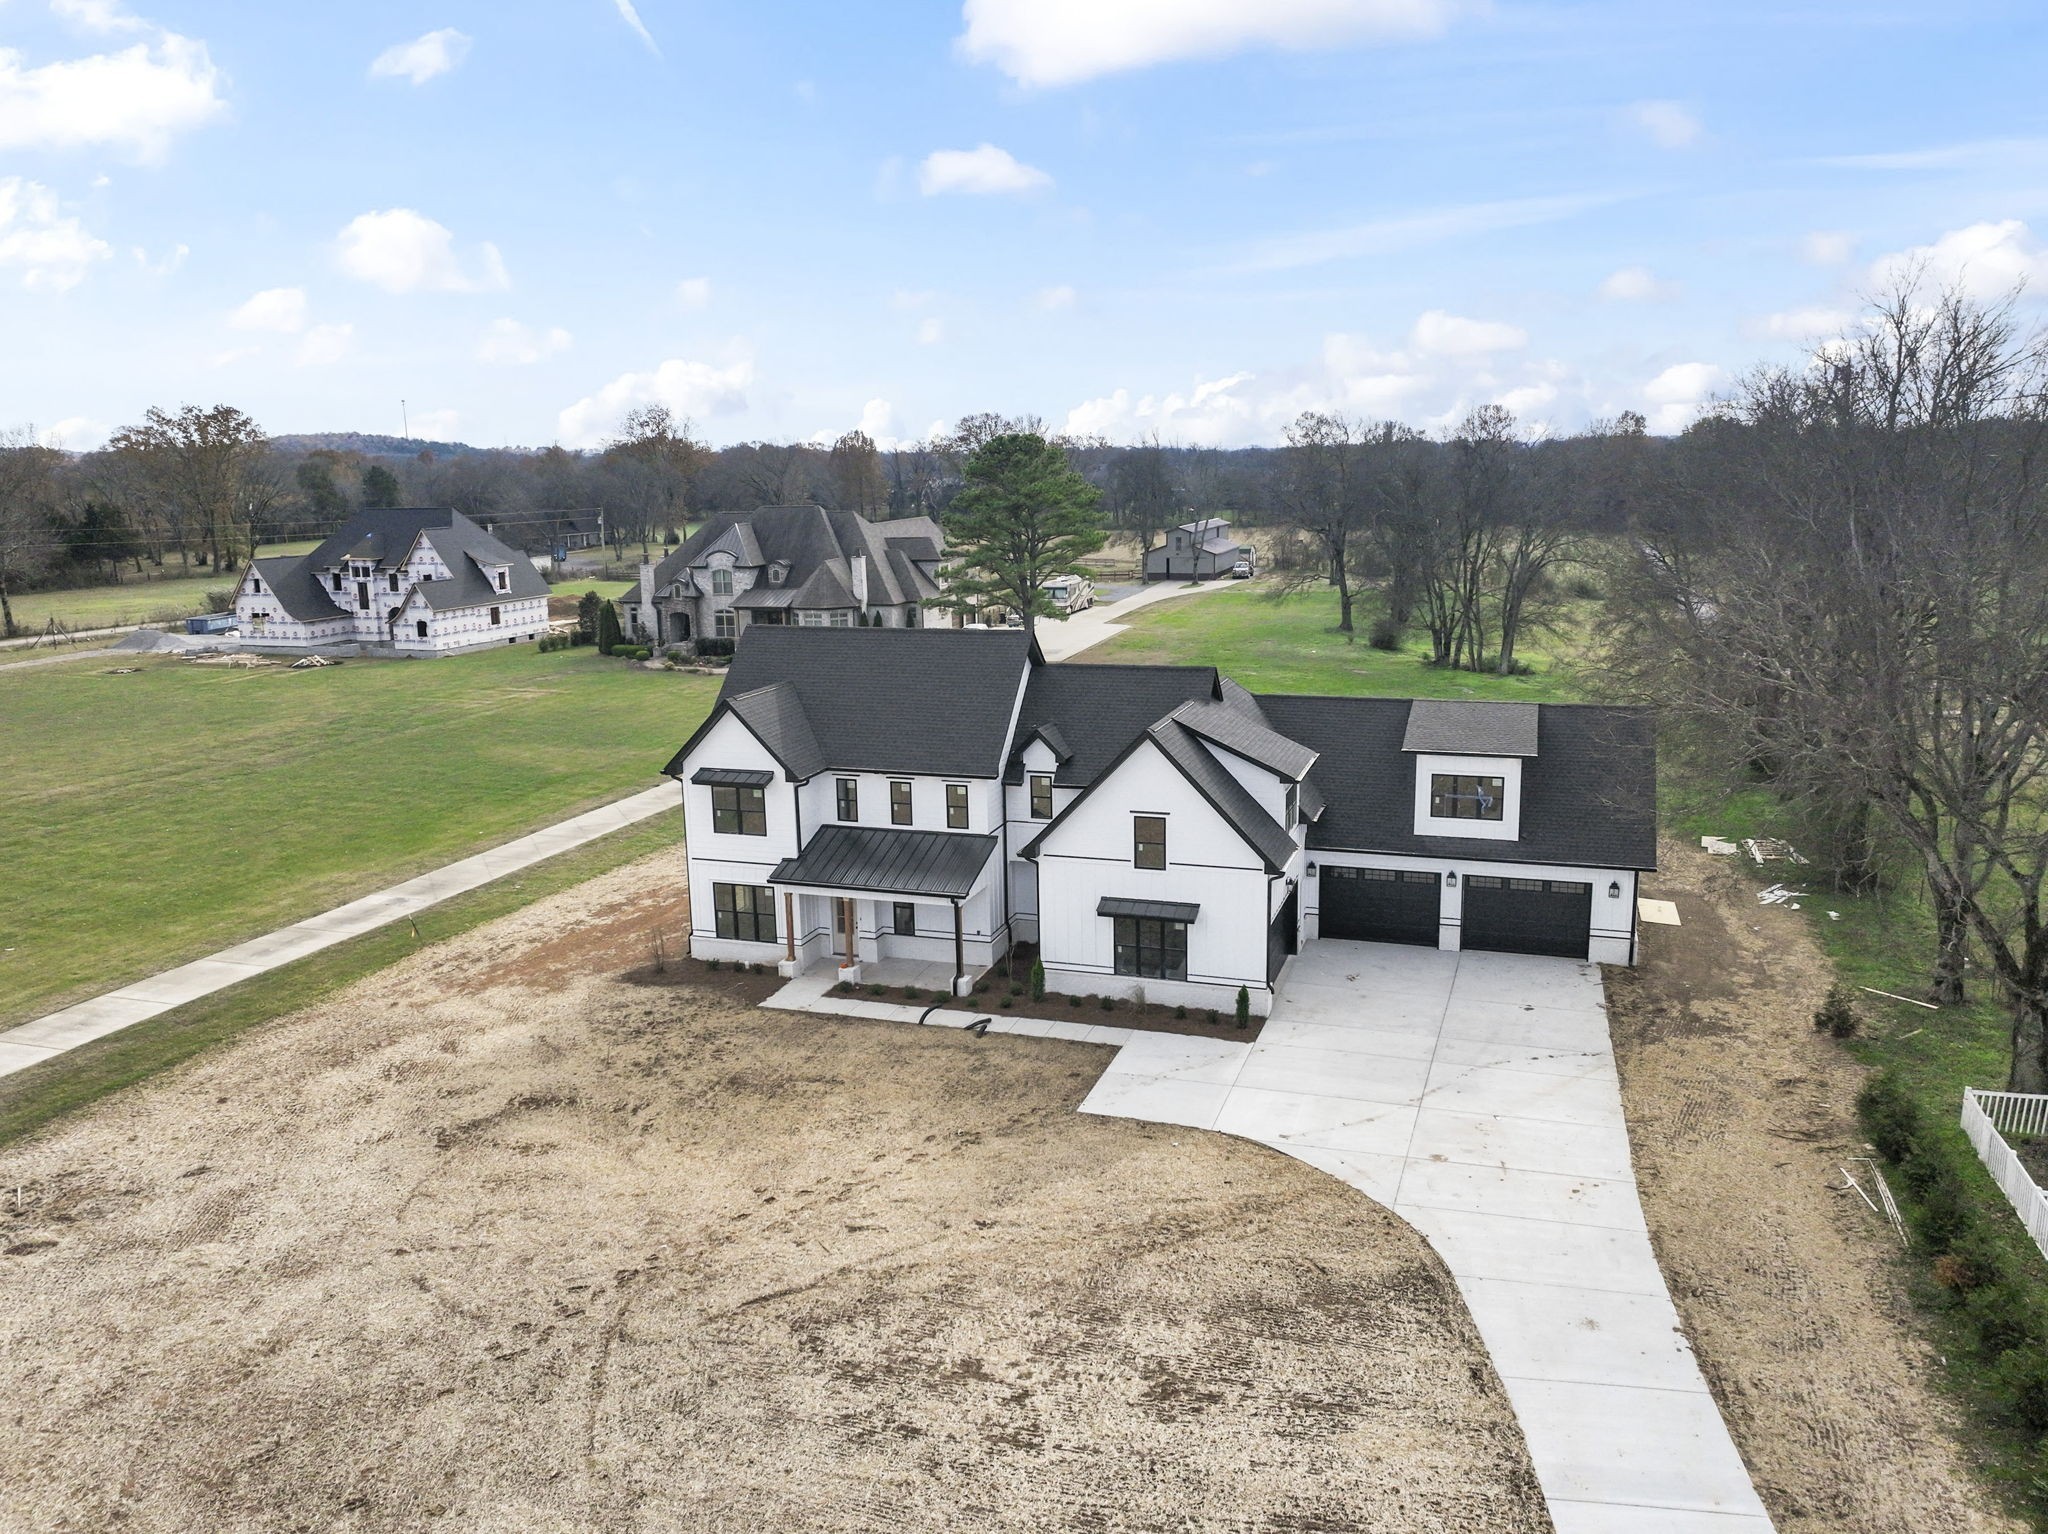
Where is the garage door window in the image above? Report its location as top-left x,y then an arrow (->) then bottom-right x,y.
1113,916 -> 1186,980
1431,774 -> 1504,820
712,883 -> 776,943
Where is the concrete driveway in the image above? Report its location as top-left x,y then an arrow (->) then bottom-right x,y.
1078,939 -> 1775,1533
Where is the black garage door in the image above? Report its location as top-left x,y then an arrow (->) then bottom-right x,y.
1462,876 -> 1592,959
1319,867 -> 1441,946
1268,887 -> 1299,981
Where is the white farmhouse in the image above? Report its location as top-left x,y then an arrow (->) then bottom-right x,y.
663,628 -> 1655,1015
233,508 -> 551,654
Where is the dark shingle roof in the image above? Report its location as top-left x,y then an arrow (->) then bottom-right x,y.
251,556 -> 346,622
723,681 -> 827,781
1146,720 -> 1299,873
666,627 -> 1034,782
631,506 -> 947,615
772,824 -> 997,898
1256,695 -> 1658,870
1402,699 -> 1541,757
1004,663 -> 1221,786
292,507 -> 547,614
1168,695 -> 1318,781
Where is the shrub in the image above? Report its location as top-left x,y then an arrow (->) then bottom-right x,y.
1367,616 -> 1403,651
665,646 -> 687,662
204,588 -> 235,614
1008,983 -> 1023,997
1235,986 -> 1251,1030
868,983 -> 886,995
1971,1282 -> 2048,1358
1173,1004 -> 1187,1020
1564,574 -> 1605,601
597,599 -> 622,655
2001,1350 -> 2048,1433
1207,1009 -> 1218,1025
707,958 -> 722,971
1000,996 -> 1014,1009
1030,958 -> 1045,1002
1814,984 -> 1860,1038
1858,1071 -> 1920,1164
576,591 -> 601,644
695,637 -> 736,658
1099,994 -> 1114,1011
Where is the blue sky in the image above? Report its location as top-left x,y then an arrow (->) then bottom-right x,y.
5,0 -> 2047,449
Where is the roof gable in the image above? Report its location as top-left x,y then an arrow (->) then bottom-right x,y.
1004,663 -> 1221,787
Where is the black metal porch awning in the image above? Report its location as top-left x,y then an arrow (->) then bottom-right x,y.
691,767 -> 775,786
771,824 -> 997,899
1097,896 -> 1200,923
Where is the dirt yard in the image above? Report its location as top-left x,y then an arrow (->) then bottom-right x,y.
0,853 -> 1543,1534
1611,838 -> 2022,1533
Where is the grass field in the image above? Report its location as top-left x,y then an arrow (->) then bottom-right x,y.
1081,583 -> 1588,701
8,540 -> 322,633
550,576 -> 637,602
0,645 -> 715,1030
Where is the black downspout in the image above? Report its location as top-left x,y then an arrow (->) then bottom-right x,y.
951,897 -> 964,995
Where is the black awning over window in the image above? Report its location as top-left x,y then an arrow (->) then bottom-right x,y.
1097,896 -> 1200,923
691,767 -> 775,786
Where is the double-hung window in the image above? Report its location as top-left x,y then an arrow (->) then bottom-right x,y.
836,777 -> 859,821
712,883 -> 776,942
710,783 -> 766,836
714,609 -> 737,639
710,566 -> 733,596
893,902 -> 916,937
1113,917 -> 1187,980
945,783 -> 969,829
1029,773 -> 1053,819
1430,773 -> 1505,821
1133,814 -> 1167,869
890,780 -> 913,825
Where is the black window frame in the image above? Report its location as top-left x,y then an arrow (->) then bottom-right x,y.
1285,782 -> 1299,826
890,779 -> 913,825
710,782 -> 767,836
945,782 -> 969,829
489,605 -> 501,625
893,901 -> 916,937
1133,814 -> 1167,870
1113,916 -> 1187,980
1029,773 -> 1053,819
1430,772 -> 1505,821
836,777 -> 859,822
712,882 -> 777,943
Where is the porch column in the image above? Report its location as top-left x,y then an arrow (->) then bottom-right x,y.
952,896 -> 966,995
783,892 -> 795,962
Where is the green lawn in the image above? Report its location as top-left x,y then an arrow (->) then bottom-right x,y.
8,540 -> 322,633
1079,583 -> 1588,701
550,577 -> 637,603
0,645 -> 714,1030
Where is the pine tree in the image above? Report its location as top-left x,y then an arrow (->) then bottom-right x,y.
938,433 -> 1104,641
576,590 -> 601,645
598,598 -> 622,655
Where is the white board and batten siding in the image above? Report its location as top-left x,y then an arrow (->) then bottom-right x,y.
1033,736 -> 1292,1016
681,711 -> 795,963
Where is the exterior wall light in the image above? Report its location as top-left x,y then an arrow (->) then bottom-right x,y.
1444,870 -> 1457,887
1305,861 -> 1317,875
1609,880 -> 1622,898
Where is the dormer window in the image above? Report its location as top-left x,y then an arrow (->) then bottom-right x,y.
768,563 -> 787,586
496,569 -> 508,591
1430,774 -> 1504,821
711,567 -> 733,597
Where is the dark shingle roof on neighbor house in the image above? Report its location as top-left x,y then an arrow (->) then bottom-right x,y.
662,627 -> 1036,781
250,555 -> 346,622
275,507 -> 547,617
1257,694 -> 1657,870
772,824 -> 997,898
630,505 -> 945,615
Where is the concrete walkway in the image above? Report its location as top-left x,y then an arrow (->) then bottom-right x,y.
1034,575 -> 1249,662
0,784 -> 678,1079
764,942 -> 1774,1532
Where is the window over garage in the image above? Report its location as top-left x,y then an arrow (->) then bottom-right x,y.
1430,773 -> 1504,820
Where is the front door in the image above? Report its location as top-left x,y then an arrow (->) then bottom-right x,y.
833,898 -> 851,958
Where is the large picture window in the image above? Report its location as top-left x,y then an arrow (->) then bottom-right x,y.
836,777 -> 859,821
1133,814 -> 1167,869
1029,773 -> 1053,819
1430,773 -> 1505,821
946,783 -> 969,829
890,779 -> 913,825
714,608 -> 737,638
710,783 -> 767,835
712,883 -> 776,943
1113,916 -> 1187,980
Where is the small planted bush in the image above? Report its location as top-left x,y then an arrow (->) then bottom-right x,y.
1367,616 -> 1403,651
1235,986 -> 1251,1030
1030,958 -> 1046,1002
999,996 -> 1014,1009
706,957 -> 722,971
1813,984 -> 1860,1039
1173,1004 -> 1188,1020
1099,994 -> 1115,1011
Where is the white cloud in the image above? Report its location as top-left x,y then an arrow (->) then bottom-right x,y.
1870,219 -> 2048,301
1801,230 -> 1854,267
1748,306 -> 1852,340
917,144 -> 1051,196
1628,99 -> 1701,150
916,316 -> 946,345
43,415 -> 110,450
335,208 -> 509,294
957,0 -> 1472,87
1410,309 -> 1526,357
131,239 -> 187,274
0,177 -> 110,290
369,28 -> 471,86
1037,283 -> 1077,311
228,285 -> 306,333
0,19 -> 225,161
675,275 -> 711,310
856,397 -> 894,441
1598,265 -> 1677,302
1234,192 -> 1621,273
409,407 -> 460,440
1495,382 -> 1556,415
612,0 -> 659,55
557,354 -> 753,447
52,0 -> 150,35
1641,361 -> 1724,433
294,322 -> 353,367
477,317 -> 572,365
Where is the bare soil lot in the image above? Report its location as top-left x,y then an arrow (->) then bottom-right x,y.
0,855 -> 1542,1534
1611,839 -> 2022,1533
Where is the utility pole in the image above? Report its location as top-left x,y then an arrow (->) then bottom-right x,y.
401,400 -> 409,440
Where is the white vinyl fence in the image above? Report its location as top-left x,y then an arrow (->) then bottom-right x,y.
1961,1088 -> 2048,1260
